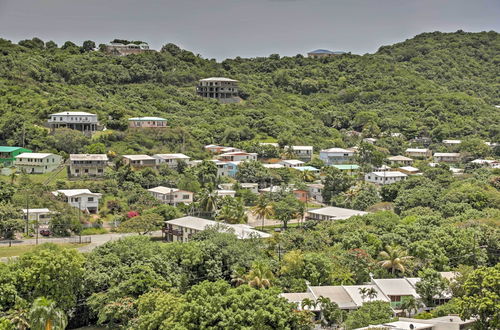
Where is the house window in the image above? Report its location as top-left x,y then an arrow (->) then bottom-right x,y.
88,197 -> 94,202
183,195 -> 190,199
390,296 -> 401,302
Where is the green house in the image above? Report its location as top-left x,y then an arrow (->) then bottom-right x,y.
0,146 -> 32,167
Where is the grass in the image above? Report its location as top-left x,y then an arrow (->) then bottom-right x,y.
259,222 -> 303,233
0,243 -> 89,258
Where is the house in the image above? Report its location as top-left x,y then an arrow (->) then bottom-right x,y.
218,151 -> 257,162
47,111 -> 100,135
52,189 -> 102,213
442,139 -> 462,147
122,155 -> 157,168
363,138 -> 377,144
396,316 -> 475,330
364,171 -> 408,185
398,166 -> 420,175
319,148 -> 355,165
128,117 -> 167,128
306,206 -> 369,221
104,42 -> 150,56
69,154 -> 108,177
433,153 -> 461,163
286,146 -> 313,161
356,321 -> 434,329
196,77 -> 240,103
331,164 -> 360,175
371,278 -> 419,309
470,159 -> 498,168
292,190 -> 308,202
405,148 -> 431,159
219,183 -> 259,194
307,183 -> 324,203
259,185 -> 307,202
307,49 -> 346,58
294,166 -> 320,174
216,190 -> 236,198
263,163 -> 284,169
15,153 -> 63,174
0,146 -> 32,167
22,208 -> 53,229
205,145 -> 242,154
387,155 -> 414,166
279,159 -> 305,168
163,216 -> 270,242
153,153 -> 190,169
147,186 -> 193,206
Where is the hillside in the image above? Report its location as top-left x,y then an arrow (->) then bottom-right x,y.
0,31 -> 499,156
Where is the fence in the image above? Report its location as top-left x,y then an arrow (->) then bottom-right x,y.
0,235 -> 92,246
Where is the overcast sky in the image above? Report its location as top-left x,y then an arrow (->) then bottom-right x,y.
0,0 -> 498,60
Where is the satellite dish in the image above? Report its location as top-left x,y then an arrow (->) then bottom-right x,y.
409,324 -> 414,329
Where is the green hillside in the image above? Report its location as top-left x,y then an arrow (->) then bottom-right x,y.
0,31 -> 499,156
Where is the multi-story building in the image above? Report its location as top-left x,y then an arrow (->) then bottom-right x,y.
69,154 -> 108,177
122,155 -> 157,168
15,153 -> 63,174
218,151 -> 257,162
387,155 -> 414,166
196,77 -> 240,103
104,42 -> 150,56
319,148 -> 355,165
48,112 -> 100,135
433,152 -> 461,163
148,186 -> 194,206
0,146 -> 31,167
286,146 -> 313,161
153,153 -> 190,169
279,159 -> 305,168
307,183 -> 324,203
128,117 -> 167,128
405,148 -> 432,159
52,189 -> 102,213
364,171 -> 408,185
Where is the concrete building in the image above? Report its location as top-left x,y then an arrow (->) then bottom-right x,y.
197,77 -> 240,103
0,146 -> 32,167
216,189 -> 236,198
147,186 -> 194,206
22,208 -> 52,228
442,139 -> 462,147
69,154 -> 108,177
307,49 -> 346,58
306,206 -> 369,221
153,153 -> 190,169
365,171 -> 408,185
398,166 -> 421,175
48,112 -> 100,135
15,153 -> 63,174
52,189 -> 102,213
286,146 -> 313,161
204,145 -> 242,154
219,183 -> 259,194
405,148 -> 432,159
279,159 -> 305,168
163,216 -> 270,242
218,151 -> 257,162
104,42 -> 150,56
319,148 -> 355,165
433,153 -> 461,163
387,155 -> 414,166
128,117 -> 167,128
263,163 -> 284,169
307,183 -> 324,203
122,155 -> 157,168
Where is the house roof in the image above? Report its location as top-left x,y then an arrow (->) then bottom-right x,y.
279,292 -> 316,304
434,153 -> 461,157
290,145 -> 313,151
388,155 -> 413,161
308,49 -> 346,55
372,278 -> 419,297
216,189 -> 236,195
399,166 -> 420,172
70,154 -> 108,161
16,153 -> 54,159
22,208 -> 51,214
50,111 -> 96,116
263,164 -> 284,169
200,77 -> 238,82
128,117 -> 167,121
307,206 -> 369,219
165,216 -> 270,238
342,285 -> 390,307
369,171 -> 408,178
442,139 -> 462,144
294,166 -> 319,172
123,154 -> 156,161
321,147 -> 353,153
332,164 -> 360,170
308,286 -> 358,309
52,189 -> 101,197
405,148 -> 429,153
148,186 -> 180,194
153,153 -> 190,160
280,159 -> 305,165
360,321 -> 434,330
0,146 -> 28,153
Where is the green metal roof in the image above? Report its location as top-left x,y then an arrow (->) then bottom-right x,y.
0,146 -> 30,153
331,164 -> 360,170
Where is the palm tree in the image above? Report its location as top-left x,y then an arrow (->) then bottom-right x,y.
245,261 -> 274,289
250,196 -> 274,230
28,297 -> 67,330
197,188 -> 218,218
378,245 -> 413,275
300,298 -> 317,311
366,287 -> 378,301
299,170 -> 315,183
230,266 -> 247,287
358,287 -> 369,302
400,296 -> 423,317
9,168 -> 18,184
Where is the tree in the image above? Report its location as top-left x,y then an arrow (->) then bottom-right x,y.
119,213 -> 163,235
273,194 -> 301,230
322,167 -> 354,204
194,160 -> 218,187
415,268 -> 448,307
378,245 -> 413,275
344,301 -> 393,329
45,128 -> 89,154
0,203 -> 23,240
28,297 -> 67,330
245,261 -> 274,289
235,160 -> 270,184
196,188 -> 219,217
82,40 -> 96,52
316,296 -> 344,327
400,296 -> 423,317
456,264 -> 500,329
216,197 -> 247,224
250,195 -> 274,229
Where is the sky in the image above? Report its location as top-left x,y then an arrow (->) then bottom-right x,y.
0,0 -> 498,60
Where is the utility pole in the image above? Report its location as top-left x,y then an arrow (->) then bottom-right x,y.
35,215 -> 39,245
25,191 -> 29,235
78,199 -> 82,244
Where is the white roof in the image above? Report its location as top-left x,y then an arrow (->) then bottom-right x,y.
263,164 -> 284,169
399,166 -> 420,172
52,189 -> 101,197
123,154 -> 156,160
148,186 -> 180,194
342,285 -> 390,307
372,278 -> 419,297
290,145 -> 313,151
280,159 -> 305,165
200,77 -> 238,82
70,154 -> 108,161
165,216 -> 270,239
434,152 -> 461,157
406,148 -> 429,153
471,159 -> 495,164
153,153 -> 190,160
22,208 -> 51,214
219,151 -> 255,156
321,147 -> 353,153
307,206 -> 369,219
388,155 -> 413,161
50,111 -> 96,116
360,321 -> 434,330
370,171 -> 408,178
216,189 -> 236,195
16,153 -> 54,159
442,139 -> 462,144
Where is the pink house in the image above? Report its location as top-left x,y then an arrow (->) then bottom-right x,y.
128,117 -> 167,128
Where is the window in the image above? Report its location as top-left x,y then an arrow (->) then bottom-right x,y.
390,296 -> 401,302
183,195 -> 190,200
88,197 -> 94,202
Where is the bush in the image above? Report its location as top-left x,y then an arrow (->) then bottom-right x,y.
80,227 -> 108,235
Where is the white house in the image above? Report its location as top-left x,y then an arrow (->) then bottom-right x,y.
306,206 -> 369,221
219,183 -> 259,194
365,171 -> 408,185
442,139 -> 462,147
405,148 -> 431,158
307,183 -> 324,203
319,148 -> 355,165
279,159 -> 305,168
163,216 -> 270,242
122,155 -> 157,168
153,153 -> 190,169
147,186 -> 194,206
286,146 -> 313,161
263,163 -> 284,169
22,208 -> 53,229
15,153 -> 63,174
362,138 -> 377,144
69,154 -> 108,177
52,189 -> 102,213
218,151 -> 257,162
216,190 -> 236,198
48,111 -> 99,135
433,153 -> 461,163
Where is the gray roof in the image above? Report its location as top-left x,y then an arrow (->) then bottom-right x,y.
200,77 -> 238,82
123,154 -> 156,161
70,154 -> 108,161
434,152 -> 461,157
50,111 -> 96,116
307,206 -> 369,219
369,171 -> 408,178
372,278 -> 419,297
16,153 -> 54,159
309,286 -> 358,309
52,189 -> 101,197
388,155 -> 413,161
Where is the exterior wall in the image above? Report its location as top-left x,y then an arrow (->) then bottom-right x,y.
149,191 -> 193,206
434,156 -> 461,163
365,174 -> 406,185
0,148 -> 31,167
104,44 -> 150,56
24,212 -> 52,224
197,80 -> 239,102
163,223 -> 199,242
308,186 -> 324,203
306,212 -> 334,221
388,159 -> 413,166
319,152 -> 354,165
123,158 -> 157,168
48,114 -> 99,134
15,155 -> 63,174
128,120 -> 167,128
64,194 -> 100,213
405,151 -> 431,158
70,161 -> 107,177
293,190 -> 308,202
219,154 -> 257,162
